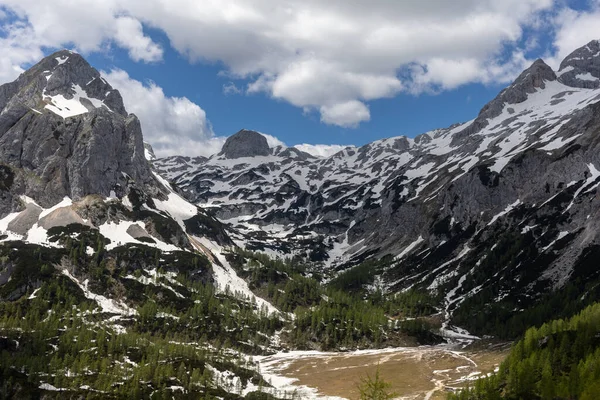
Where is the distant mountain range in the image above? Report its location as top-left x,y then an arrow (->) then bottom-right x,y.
155,39 -> 600,335
0,41 -> 600,362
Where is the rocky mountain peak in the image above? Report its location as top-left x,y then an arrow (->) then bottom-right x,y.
0,50 -> 155,210
22,49 -> 128,117
457,58 -> 557,137
219,129 -> 271,159
558,39 -> 600,89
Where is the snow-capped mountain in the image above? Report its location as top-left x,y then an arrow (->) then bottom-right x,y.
1,50 -> 465,399
0,49 -> 278,317
155,40 -> 600,332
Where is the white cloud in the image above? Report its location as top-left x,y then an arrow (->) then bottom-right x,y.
320,100 -> 370,128
113,16 -> 163,62
0,0 -> 162,69
222,81 -> 242,95
259,133 -> 286,148
103,68 -> 219,157
122,0 -> 553,127
546,4 -> 600,70
409,50 -> 531,92
0,20 -> 44,82
0,0 -> 557,128
2,0 -> 600,131
294,144 -> 350,158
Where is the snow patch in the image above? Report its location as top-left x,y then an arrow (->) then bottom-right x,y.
61,269 -> 136,316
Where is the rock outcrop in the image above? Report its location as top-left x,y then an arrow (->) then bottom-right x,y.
558,39 -> 600,89
219,129 -> 271,159
0,50 -> 157,209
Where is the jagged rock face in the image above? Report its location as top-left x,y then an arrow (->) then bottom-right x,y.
0,50 -> 237,330
558,40 -> 600,89
458,59 -> 557,138
219,129 -> 271,158
144,142 -> 157,161
155,41 -> 600,326
153,155 -> 207,180
0,50 -> 155,209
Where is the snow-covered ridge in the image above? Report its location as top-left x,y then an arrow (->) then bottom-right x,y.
0,172 -> 281,320
154,66 -> 600,266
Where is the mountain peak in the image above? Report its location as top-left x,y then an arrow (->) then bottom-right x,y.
16,49 -> 128,118
219,129 -> 271,159
557,39 -> 600,89
0,51 -> 154,207
460,58 -> 557,136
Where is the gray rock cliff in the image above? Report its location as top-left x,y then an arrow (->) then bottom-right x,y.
219,129 -> 271,159
558,39 -> 600,89
0,50 -> 158,210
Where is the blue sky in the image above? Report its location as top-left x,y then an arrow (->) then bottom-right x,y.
0,0 -> 598,156
87,42 -> 504,147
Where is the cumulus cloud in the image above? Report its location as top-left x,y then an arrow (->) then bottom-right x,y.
113,16 -> 163,62
409,51 -> 531,92
121,0 -> 553,127
0,0 -> 598,134
103,69 -> 220,157
0,0 -> 558,129
259,133 -> 286,148
545,4 -> 600,70
222,81 -> 242,95
0,20 -> 44,82
294,144 -> 351,158
0,0 -> 162,71
320,101 -> 370,128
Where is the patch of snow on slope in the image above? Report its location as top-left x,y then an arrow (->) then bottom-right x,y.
395,236 -> 424,260
44,90 -> 90,118
99,220 -> 179,252
26,224 -> 55,247
39,197 -> 72,219
427,246 -> 471,290
542,231 -> 570,252
539,134 -> 580,151
0,211 -> 20,237
576,73 -> 598,82
61,269 -> 136,316
487,199 -> 521,226
39,382 -> 63,391
324,221 -> 366,269
565,163 -> 600,211
124,269 -> 185,299
194,236 -> 281,317
55,56 -> 68,65
151,171 -> 197,227
144,147 -> 155,161
28,287 -> 41,299
44,84 -> 108,118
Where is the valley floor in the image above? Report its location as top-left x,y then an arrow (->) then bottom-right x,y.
254,344 -> 508,399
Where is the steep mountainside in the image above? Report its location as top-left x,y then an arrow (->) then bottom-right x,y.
156,40 -> 600,336
0,51 -> 299,398
0,49 -> 457,400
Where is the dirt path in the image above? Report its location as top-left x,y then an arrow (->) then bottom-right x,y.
255,345 -> 507,400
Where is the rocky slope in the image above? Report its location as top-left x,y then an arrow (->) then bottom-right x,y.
0,50 -> 302,398
155,40 -> 600,336
0,50 -> 278,328
0,49 -> 498,400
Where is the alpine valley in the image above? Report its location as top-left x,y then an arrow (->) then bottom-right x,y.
2,40 -> 600,400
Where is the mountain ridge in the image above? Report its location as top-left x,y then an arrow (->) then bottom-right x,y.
154,39 -> 600,336
2,40 -> 600,399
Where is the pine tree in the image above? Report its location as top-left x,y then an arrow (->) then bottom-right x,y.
356,365 -> 397,400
